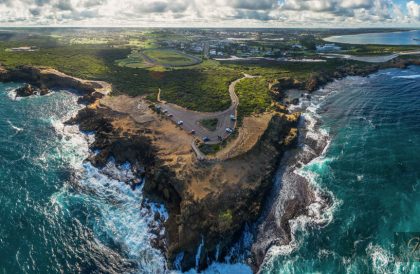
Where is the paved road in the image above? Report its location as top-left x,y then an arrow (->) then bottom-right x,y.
156,74 -> 254,144
321,50 -> 420,63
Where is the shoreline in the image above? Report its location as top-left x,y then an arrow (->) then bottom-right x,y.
0,60 -> 418,272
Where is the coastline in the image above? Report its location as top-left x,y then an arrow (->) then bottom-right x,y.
1,60 -> 419,272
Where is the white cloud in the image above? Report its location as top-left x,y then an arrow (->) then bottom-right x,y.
407,1 -> 420,20
0,0 -> 418,26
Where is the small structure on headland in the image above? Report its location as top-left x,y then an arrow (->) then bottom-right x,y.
7,46 -> 39,52
316,43 -> 341,52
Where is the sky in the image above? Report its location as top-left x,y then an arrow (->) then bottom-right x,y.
0,0 -> 419,27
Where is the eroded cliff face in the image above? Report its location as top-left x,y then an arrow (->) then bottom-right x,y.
269,58 -> 420,97
5,61 -> 419,271
0,65 -> 110,102
143,112 -> 300,271
64,94 -> 300,271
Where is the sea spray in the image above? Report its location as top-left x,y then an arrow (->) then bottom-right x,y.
258,66 -> 420,273
251,77 -> 354,270
49,91 -> 170,273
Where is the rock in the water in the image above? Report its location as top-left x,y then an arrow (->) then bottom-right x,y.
15,84 -> 50,97
15,84 -> 37,97
291,98 -> 300,105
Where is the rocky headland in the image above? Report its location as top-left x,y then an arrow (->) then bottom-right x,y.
1,58 -> 419,272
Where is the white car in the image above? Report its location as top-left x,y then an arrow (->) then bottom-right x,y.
177,120 -> 184,125
225,127 -> 233,133
230,114 -> 236,121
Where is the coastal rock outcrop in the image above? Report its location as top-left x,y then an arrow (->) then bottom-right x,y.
66,95 -> 301,271
143,112 -> 300,271
2,60 -> 420,272
15,84 -> 50,97
0,65 -> 110,97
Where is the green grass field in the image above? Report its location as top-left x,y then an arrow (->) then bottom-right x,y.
0,29 -> 401,116
143,49 -> 201,67
116,50 -> 152,69
117,49 -> 202,69
200,118 -> 219,131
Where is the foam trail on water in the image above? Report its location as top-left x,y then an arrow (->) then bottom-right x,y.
393,74 -> 420,79
7,119 -> 23,132
252,78 -> 362,270
50,103 -> 169,273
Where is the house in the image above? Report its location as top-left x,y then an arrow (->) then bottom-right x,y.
316,43 -> 341,52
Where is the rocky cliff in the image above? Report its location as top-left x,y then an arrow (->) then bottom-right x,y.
0,65 -> 110,101
3,61 -> 419,272
66,101 -> 300,271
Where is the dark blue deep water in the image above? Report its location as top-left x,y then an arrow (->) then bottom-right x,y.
262,66 -> 420,273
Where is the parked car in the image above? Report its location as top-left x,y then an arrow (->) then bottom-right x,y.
225,127 -> 233,133
177,120 -> 184,125
190,129 -> 196,134
167,113 -> 173,117
230,114 -> 236,121
203,137 -> 210,142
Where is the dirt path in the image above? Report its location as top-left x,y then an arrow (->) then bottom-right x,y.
156,74 -> 256,145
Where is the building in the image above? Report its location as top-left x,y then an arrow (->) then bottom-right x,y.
316,43 -> 341,52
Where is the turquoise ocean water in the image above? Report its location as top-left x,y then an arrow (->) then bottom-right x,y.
261,66 -> 420,273
0,66 -> 419,274
0,86 -> 168,273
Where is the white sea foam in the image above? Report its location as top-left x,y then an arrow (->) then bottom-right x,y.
366,243 -> 394,273
50,108 -> 92,170
174,262 -> 253,274
79,162 -> 168,273
6,87 -> 18,100
393,74 -> 420,79
49,99 -> 170,273
7,119 -> 23,132
195,237 -> 205,269
258,76 -> 350,268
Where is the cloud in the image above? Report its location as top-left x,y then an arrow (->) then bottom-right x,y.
130,0 -> 190,14
55,0 -> 74,11
407,1 -> 420,19
0,0 -> 418,26
229,0 -> 277,10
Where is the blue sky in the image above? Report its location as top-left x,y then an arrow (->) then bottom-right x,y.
0,0 -> 419,27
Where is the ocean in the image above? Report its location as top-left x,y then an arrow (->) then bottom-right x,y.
261,66 -> 420,273
0,66 -> 419,274
0,86 -> 167,273
324,30 -> 420,45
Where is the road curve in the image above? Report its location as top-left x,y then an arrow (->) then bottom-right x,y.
156,74 -> 256,145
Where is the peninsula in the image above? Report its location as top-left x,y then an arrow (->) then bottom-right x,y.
1,27 -> 420,273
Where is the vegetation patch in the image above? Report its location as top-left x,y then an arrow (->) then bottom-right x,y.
199,143 -> 223,155
218,210 -> 233,230
199,118 -> 219,131
116,50 -> 152,69
235,77 -> 272,120
156,69 -> 241,112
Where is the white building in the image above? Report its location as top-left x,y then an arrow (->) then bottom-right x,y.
316,43 -> 341,52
